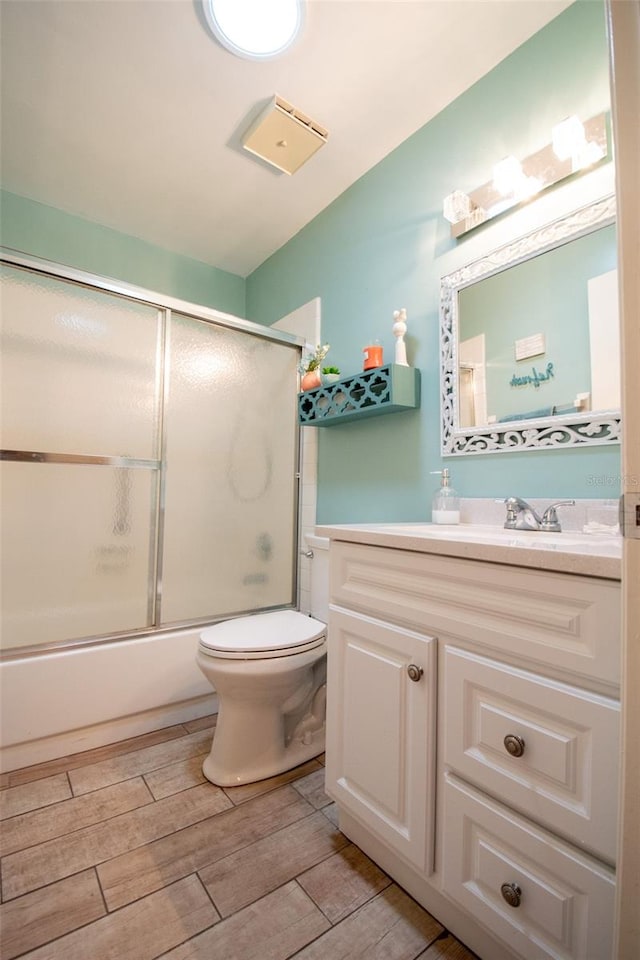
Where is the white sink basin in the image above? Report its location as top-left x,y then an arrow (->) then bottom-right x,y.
367,523 -> 621,556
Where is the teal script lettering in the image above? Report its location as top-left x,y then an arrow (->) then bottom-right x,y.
510,361 -> 555,389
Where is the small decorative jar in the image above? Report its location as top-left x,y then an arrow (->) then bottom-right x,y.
301,370 -> 322,391
299,344 -> 330,392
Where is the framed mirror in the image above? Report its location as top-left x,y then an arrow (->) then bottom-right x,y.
440,194 -> 620,455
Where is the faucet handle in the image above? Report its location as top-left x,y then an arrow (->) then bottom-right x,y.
540,500 -> 576,533
496,497 -> 519,529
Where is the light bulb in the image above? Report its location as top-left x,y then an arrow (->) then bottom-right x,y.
493,156 -> 523,196
516,175 -> 543,200
552,115 -> 586,161
574,141 -> 605,171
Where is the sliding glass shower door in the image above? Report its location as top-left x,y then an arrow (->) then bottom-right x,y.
161,312 -> 298,623
0,260 -> 300,654
0,264 -> 162,649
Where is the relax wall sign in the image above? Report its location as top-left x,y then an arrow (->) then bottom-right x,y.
510,361 -> 555,389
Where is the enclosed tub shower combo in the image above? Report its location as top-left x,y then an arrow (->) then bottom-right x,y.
0,252 -> 320,772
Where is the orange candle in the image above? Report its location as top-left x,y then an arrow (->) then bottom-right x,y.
363,343 -> 383,370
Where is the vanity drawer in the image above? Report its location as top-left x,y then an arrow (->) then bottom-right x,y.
443,645 -> 619,864
441,774 -> 616,960
330,541 -> 620,688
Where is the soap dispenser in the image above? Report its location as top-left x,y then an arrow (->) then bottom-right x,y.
430,469 -> 460,525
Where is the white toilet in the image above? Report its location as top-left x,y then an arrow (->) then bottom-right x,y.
196,535 -> 329,786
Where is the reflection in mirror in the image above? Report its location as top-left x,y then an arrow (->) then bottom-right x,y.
458,223 -> 617,427
440,195 -> 620,455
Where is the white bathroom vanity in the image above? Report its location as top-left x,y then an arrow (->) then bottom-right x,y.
319,522 -> 621,960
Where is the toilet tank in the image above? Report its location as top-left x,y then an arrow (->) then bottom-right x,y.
304,534 -> 329,623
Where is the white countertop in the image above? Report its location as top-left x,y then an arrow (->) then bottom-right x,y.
316,522 -> 621,580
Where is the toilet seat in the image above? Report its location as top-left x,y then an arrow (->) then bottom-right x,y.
199,610 -> 326,660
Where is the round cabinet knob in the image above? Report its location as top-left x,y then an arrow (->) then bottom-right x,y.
504,734 -> 525,758
500,882 -> 522,908
407,664 -> 424,682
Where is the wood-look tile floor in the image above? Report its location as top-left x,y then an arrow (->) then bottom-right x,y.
0,717 -> 479,960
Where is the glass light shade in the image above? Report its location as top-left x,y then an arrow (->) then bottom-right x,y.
443,190 -> 472,225
574,140 -> 606,171
552,115 -> 586,161
516,175 -> 543,200
492,156 -> 524,196
203,0 -> 304,60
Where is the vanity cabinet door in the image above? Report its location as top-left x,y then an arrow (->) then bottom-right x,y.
325,606 -> 437,875
442,774 -> 615,960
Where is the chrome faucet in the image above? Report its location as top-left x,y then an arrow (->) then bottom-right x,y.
498,497 -> 575,532
501,497 -> 541,531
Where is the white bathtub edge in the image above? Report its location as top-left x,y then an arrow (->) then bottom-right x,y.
0,627 -> 217,772
1,692 -> 218,773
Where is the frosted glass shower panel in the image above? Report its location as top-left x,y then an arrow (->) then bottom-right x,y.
161,314 -> 299,623
0,462 -> 156,651
0,265 -> 162,458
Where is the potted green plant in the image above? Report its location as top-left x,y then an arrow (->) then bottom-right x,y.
299,343 -> 330,391
322,365 -> 341,385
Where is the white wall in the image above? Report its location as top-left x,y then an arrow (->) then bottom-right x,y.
588,268 -> 620,410
271,297 -> 322,617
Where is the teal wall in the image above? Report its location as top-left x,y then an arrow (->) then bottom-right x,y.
0,190 -> 245,317
246,0 -> 620,522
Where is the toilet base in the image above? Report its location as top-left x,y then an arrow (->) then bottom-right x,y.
202,724 -> 325,787
196,637 -> 327,788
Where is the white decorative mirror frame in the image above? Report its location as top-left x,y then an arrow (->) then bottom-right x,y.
440,194 -> 620,456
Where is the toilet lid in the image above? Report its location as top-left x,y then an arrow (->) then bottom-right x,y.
199,610 -> 326,660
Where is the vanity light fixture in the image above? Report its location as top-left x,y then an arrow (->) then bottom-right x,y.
443,112 -> 609,238
203,0 -> 304,60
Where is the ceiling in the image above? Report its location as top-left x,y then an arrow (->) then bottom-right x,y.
0,0 -> 572,278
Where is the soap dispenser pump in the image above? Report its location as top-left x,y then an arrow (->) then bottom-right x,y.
430,469 -> 460,525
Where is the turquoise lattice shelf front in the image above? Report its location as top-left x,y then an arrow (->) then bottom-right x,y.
298,364 -> 420,426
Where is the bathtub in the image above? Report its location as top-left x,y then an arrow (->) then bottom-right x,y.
0,628 -> 217,773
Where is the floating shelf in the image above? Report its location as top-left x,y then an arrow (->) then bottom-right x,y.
298,364 -> 420,427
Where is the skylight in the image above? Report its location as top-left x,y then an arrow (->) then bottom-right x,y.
203,0 -> 304,60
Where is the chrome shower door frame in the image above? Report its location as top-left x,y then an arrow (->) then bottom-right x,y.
0,249 -> 304,658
